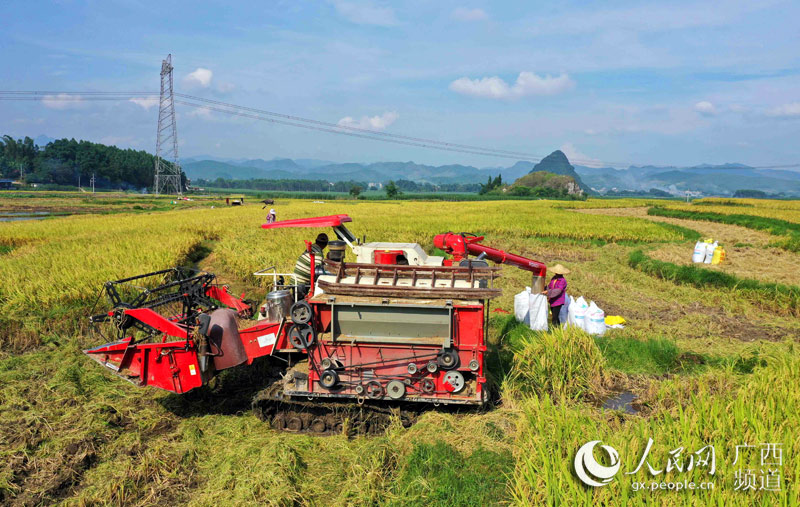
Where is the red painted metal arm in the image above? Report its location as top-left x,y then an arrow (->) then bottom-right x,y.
205,285 -> 252,316
433,232 -> 547,276
122,308 -> 190,338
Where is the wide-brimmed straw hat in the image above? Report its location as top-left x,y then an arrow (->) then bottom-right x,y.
550,263 -> 571,275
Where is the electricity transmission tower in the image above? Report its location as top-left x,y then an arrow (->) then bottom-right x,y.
153,54 -> 182,195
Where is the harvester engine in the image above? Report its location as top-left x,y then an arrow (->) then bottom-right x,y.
84,215 -> 546,435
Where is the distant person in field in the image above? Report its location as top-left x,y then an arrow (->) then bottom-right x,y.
266,208 -> 277,224
546,264 -> 570,327
294,233 -> 328,297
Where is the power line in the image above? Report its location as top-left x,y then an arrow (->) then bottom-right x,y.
174,93 -> 548,161
1,90 -> 799,170
0,91 -> 552,161
173,99 -> 527,160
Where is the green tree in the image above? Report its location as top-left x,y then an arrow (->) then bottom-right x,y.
385,180 -> 400,199
349,185 -> 363,198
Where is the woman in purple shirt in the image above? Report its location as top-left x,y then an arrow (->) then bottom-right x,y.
546,264 -> 570,327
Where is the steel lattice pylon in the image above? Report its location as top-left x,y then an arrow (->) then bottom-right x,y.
154,54 -> 182,195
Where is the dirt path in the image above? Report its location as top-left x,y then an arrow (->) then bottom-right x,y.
575,207 -> 800,286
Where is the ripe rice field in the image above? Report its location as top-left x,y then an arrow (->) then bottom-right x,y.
1,193 -> 799,505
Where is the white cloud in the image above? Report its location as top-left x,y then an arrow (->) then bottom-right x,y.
42,94 -> 83,110
560,142 -> 604,167
129,96 -> 159,110
185,67 -> 213,87
452,7 -> 488,22
330,1 -> 398,26
337,111 -> 398,130
694,101 -> 716,116
449,72 -> 575,100
766,102 -> 800,118
187,107 -> 212,118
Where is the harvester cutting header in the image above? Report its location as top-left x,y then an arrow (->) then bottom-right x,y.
85,214 -> 546,434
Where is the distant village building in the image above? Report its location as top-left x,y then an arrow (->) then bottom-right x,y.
0,179 -> 16,190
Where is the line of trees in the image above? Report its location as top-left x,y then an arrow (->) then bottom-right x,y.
479,175 -> 503,194
0,135 -> 182,190
195,178 -> 368,192
393,179 -> 481,193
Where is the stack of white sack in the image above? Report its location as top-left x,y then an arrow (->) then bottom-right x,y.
514,287 -> 549,331
692,239 -> 719,263
565,295 -> 606,335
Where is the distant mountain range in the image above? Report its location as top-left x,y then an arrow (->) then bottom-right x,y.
181,152 -> 800,197
575,162 -> 800,196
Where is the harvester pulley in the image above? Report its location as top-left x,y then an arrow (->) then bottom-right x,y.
443,371 -> 466,393
366,380 -> 384,399
437,348 -> 460,370
289,324 -> 315,349
320,369 -> 339,389
386,380 -> 406,399
290,301 -> 313,324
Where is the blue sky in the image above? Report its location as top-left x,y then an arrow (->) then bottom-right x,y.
2,0 -> 799,168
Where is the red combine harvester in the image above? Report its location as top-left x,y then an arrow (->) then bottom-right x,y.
84,214 -> 546,434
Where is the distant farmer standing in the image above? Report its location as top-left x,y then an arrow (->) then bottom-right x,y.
546,264 -> 570,327
294,233 -> 328,297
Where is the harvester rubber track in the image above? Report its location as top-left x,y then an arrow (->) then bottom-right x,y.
251,382 -> 417,436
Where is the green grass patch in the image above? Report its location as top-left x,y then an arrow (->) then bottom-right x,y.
707,351 -> 769,374
0,245 -> 13,255
390,441 -> 512,506
733,242 -> 754,248
593,336 -> 683,375
628,249 -> 800,315
648,206 -> 800,251
693,199 -> 754,207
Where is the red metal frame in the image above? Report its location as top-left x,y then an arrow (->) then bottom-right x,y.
204,285 -> 252,316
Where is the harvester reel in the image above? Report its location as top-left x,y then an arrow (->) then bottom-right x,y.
386,380 -> 406,399
290,301 -> 313,324
289,324 -> 316,349
443,371 -> 466,393
320,369 -> 339,389
437,348 -> 460,370
407,363 -> 418,374
421,378 -> 435,393
426,361 -> 438,373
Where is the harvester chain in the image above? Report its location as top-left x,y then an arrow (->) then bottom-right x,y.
251,382 -> 417,436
